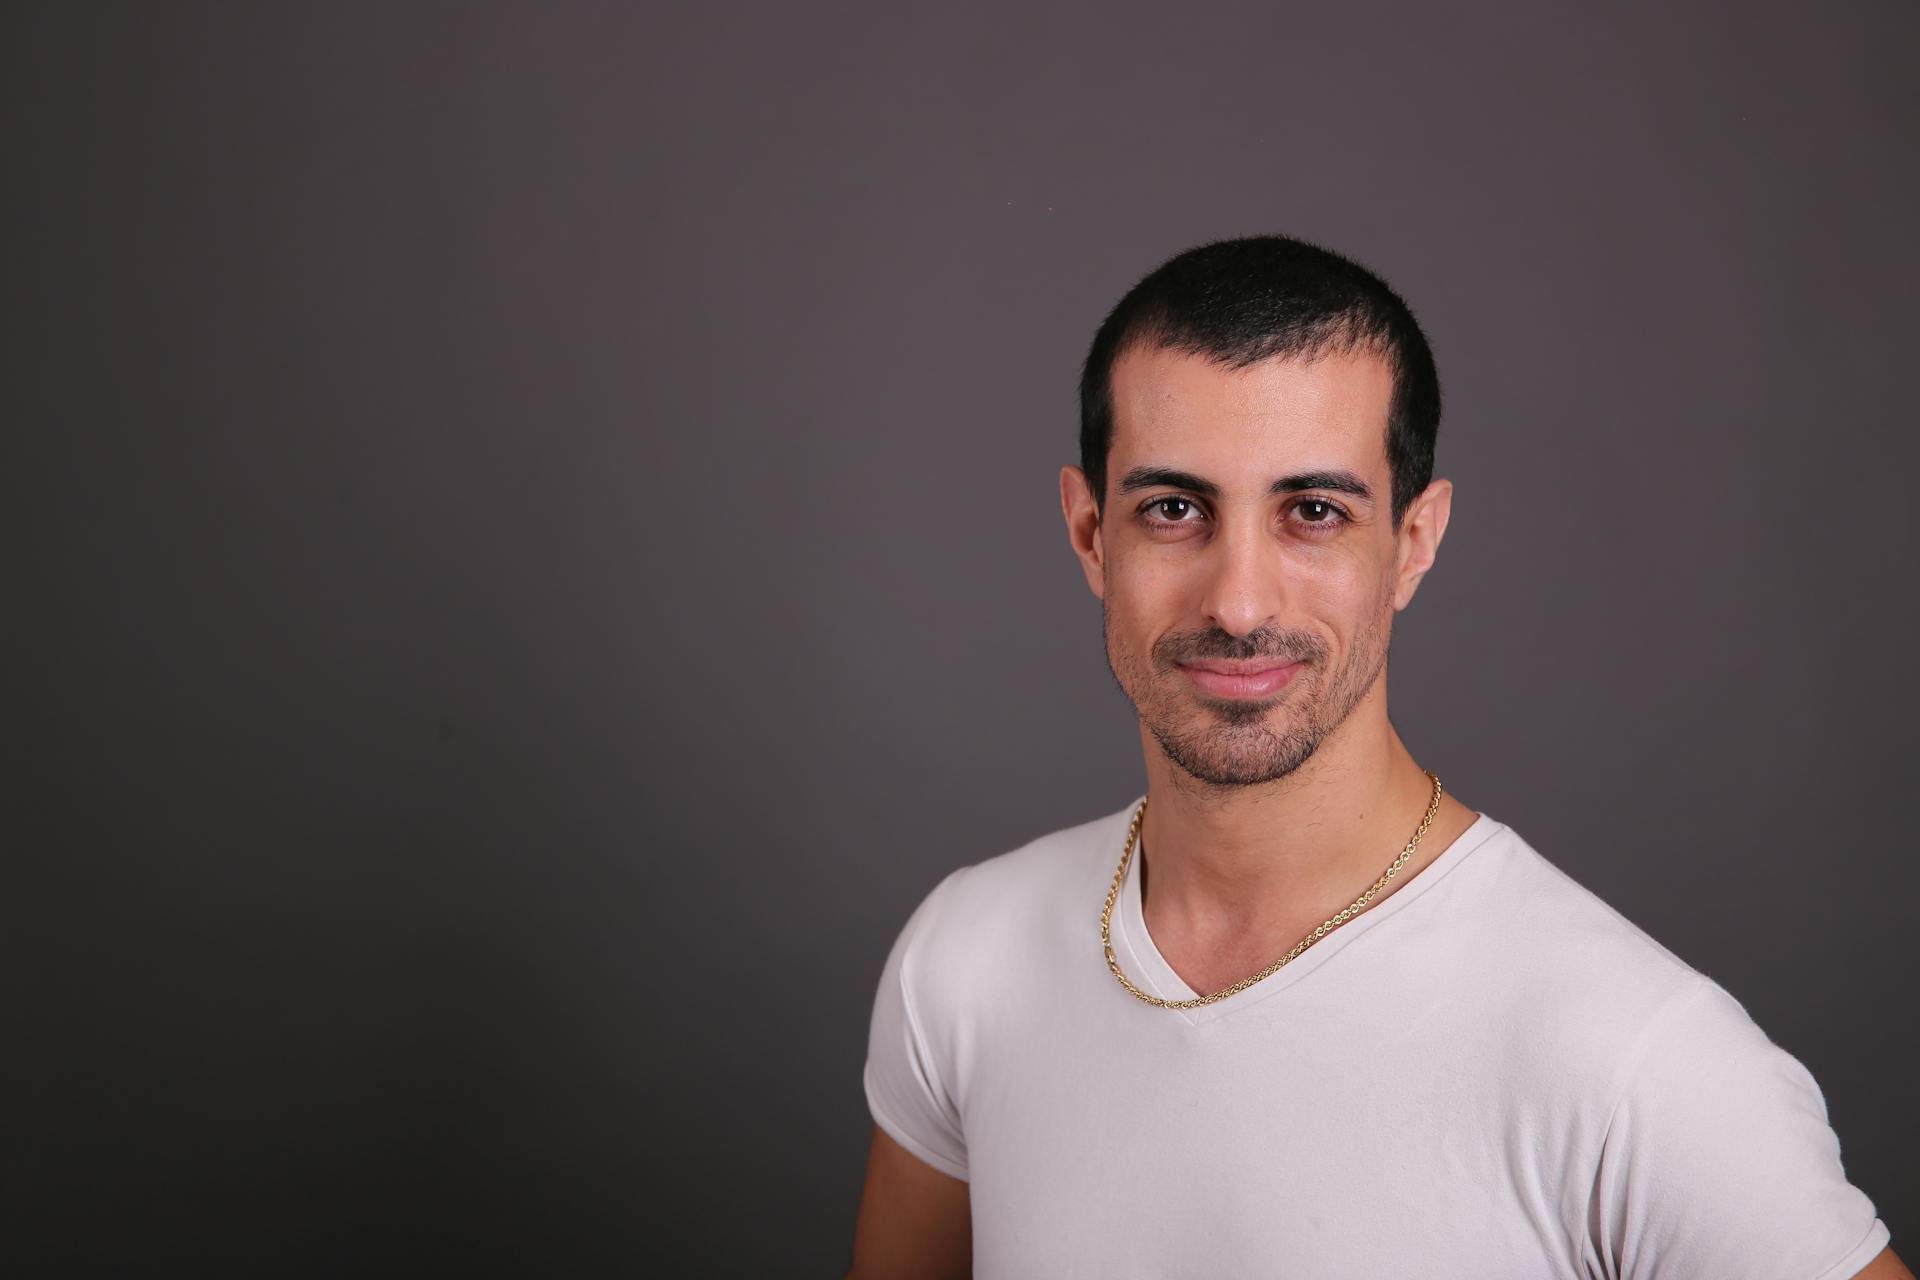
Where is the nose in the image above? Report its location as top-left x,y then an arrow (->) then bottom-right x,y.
1197,515 -> 1283,640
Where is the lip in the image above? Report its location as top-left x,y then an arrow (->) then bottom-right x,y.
1177,660 -> 1304,699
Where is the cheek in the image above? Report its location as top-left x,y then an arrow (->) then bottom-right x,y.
1101,587 -> 1169,675
1105,545 -> 1205,625
1286,556 -> 1376,617
1339,569 -> 1391,615
1107,543 -> 1187,593
1103,597 -> 1154,659
1104,554 -> 1188,623
1288,568 -> 1394,657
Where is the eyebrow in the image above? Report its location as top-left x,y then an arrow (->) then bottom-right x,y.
1115,465 -> 1376,506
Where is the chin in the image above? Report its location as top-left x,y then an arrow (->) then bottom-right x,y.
1190,692 -> 1289,728
1149,713 -> 1323,788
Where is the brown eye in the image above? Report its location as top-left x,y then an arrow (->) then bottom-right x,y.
1290,498 -> 1349,533
1141,496 -> 1204,527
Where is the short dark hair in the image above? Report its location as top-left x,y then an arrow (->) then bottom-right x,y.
1078,235 -> 1441,530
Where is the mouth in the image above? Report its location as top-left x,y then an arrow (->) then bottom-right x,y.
1176,659 -> 1304,699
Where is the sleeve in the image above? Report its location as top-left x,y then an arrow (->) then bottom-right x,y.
861,867 -> 970,1182
1587,974 -> 1889,1280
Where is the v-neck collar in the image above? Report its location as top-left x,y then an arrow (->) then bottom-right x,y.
1105,798 -> 1507,1027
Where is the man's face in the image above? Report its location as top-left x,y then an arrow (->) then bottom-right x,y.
1083,343 -> 1408,788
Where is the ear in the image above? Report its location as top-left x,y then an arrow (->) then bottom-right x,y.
1391,477 -> 1453,611
1060,465 -> 1107,600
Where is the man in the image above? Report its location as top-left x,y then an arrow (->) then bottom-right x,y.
847,236 -> 1905,1279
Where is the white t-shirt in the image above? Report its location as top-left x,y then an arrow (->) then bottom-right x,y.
864,798 -> 1890,1279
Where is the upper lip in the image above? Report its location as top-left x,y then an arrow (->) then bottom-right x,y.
1178,658 -> 1301,676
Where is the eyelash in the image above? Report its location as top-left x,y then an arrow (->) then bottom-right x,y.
1138,495 -> 1351,536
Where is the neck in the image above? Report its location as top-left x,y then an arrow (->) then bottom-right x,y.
1135,691 -> 1469,961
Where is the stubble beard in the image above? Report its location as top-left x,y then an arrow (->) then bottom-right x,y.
1103,598 -> 1391,789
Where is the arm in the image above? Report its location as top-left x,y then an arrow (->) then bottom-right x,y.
847,1125 -> 971,1280
1585,976 -> 1897,1279
1855,1246 -> 1915,1280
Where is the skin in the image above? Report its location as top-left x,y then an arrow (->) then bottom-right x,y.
847,342 -> 1910,1280
848,1127 -> 970,1280
1064,342 -> 1477,992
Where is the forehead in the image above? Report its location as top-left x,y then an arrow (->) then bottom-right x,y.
1107,344 -> 1394,480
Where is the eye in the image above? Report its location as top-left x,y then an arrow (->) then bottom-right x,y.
1140,495 -> 1206,529
1288,497 -> 1351,533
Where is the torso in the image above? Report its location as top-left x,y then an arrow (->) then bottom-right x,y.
892,799 -> 1783,1277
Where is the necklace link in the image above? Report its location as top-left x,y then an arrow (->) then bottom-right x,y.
1100,770 -> 1445,1010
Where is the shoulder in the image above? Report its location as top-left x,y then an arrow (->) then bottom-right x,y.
939,799 -> 1136,921
1585,949 -> 1887,1276
1438,822 -> 1886,1266
1422,819 -> 1753,1110
884,796 -> 1137,1000
1457,819 -> 1709,1018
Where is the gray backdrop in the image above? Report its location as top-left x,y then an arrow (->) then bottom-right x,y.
8,2 -> 1914,1273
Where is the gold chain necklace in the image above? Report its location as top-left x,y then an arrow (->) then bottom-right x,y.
1100,770 -> 1444,1009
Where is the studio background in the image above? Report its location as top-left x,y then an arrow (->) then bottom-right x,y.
9,2 -> 1914,1273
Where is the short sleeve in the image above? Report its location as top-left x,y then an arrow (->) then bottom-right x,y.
862,868 -> 969,1181
1588,974 -> 1888,1280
